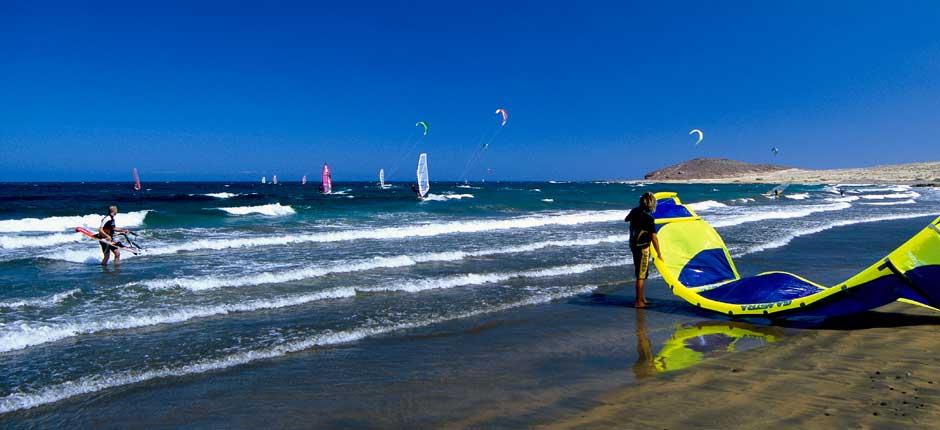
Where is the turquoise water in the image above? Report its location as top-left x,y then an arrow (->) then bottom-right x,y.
0,181 -> 937,427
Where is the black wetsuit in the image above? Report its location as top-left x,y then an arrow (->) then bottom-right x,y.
625,207 -> 655,279
95,215 -> 119,253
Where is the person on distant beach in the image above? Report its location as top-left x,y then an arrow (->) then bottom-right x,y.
625,192 -> 663,308
96,205 -> 130,265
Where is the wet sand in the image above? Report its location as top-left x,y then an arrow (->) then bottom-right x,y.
541,302 -> 940,430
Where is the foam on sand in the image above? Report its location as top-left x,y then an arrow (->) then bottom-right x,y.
216,203 -> 295,216
0,285 -> 596,415
0,210 -> 150,233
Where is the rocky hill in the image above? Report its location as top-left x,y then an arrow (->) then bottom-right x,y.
644,158 -> 790,180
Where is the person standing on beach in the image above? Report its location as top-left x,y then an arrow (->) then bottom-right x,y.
625,192 -> 663,308
96,205 -> 130,265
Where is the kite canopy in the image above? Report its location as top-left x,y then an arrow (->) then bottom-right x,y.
649,192 -> 940,319
689,129 -> 703,145
416,121 -> 429,136
495,108 -> 508,127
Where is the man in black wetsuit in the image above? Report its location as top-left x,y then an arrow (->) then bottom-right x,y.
624,192 -> 664,308
96,205 -> 130,265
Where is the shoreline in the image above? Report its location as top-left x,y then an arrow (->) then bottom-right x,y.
637,161 -> 940,185
539,302 -> 940,429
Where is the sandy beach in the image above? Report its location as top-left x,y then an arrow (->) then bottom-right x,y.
651,161 -> 940,185
542,302 -> 940,429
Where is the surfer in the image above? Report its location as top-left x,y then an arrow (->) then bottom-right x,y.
411,183 -> 423,200
625,192 -> 663,308
96,206 -> 131,265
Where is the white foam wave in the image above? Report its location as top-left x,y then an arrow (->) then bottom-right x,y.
424,193 -> 474,201
687,200 -> 728,211
861,199 -> 917,206
709,202 -> 851,228
138,235 -> 629,292
740,213 -> 937,255
542,199 -> 554,203
783,193 -> 810,200
859,192 -> 920,200
0,289 -> 81,309
202,192 -> 239,199
216,203 -> 295,216
98,211 -> 626,258
0,211 -> 150,233
0,285 -> 595,415
856,186 -> 911,193
0,233 -> 83,249
825,196 -> 860,203
730,198 -> 755,204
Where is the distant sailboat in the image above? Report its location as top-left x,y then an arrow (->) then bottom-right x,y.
416,153 -> 429,200
301,175 -> 307,185
132,168 -> 141,191
272,175 -> 278,185
261,176 -> 267,184
321,164 -> 332,194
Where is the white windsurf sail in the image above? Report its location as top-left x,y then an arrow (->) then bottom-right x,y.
379,168 -> 385,188
417,153 -> 430,198
272,175 -> 278,185
301,175 -> 307,185
261,176 -> 267,184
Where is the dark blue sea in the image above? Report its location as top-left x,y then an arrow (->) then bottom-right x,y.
0,180 -> 937,428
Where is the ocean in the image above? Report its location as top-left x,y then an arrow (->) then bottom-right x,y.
0,181 -> 937,428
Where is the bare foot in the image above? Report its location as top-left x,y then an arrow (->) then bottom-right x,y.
635,300 -> 648,309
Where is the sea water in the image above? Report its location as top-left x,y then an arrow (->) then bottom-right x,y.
0,181 -> 937,427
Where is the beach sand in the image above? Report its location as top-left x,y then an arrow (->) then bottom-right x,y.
654,161 -> 940,185
540,302 -> 940,430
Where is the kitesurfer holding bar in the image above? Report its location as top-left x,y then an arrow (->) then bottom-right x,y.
625,192 -> 663,308
96,205 -> 130,265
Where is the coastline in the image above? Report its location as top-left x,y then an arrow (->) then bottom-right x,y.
539,303 -> 940,430
641,161 -> 940,185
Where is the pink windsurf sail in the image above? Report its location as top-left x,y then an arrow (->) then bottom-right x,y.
321,164 -> 332,194
132,168 -> 141,191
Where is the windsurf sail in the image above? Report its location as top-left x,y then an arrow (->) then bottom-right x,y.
272,175 -> 278,185
763,183 -> 789,198
261,176 -> 266,184
301,175 -> 307,185
379,168 -> 386,188
416,153 -> 429,198
322,164 -> 332,194
649,192 -> 940,319
132,168 -> 141,191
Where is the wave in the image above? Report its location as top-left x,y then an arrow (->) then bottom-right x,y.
0,233 -> 83,249
0,259 -> 622,353
424,193 -> 474,201
138,235 -> 629,292
43,211 -> 627,261
686,200 -> 727,211
201,192 -> 239,199
859,192 -> 920,200
0,210 -> 150,233
0,289 -> 81,309
730,198 -> 755,204
783,193 -> 810,200
0,284 -> 595,415
739,212 -> 937,255
833,183 -> 875,187
215,203 -> 295,216
861,199 -> 917,206
541,199 -> 554,203
824,196 -> 860,203
856,186 -> 910,193
709,202 -> 851,228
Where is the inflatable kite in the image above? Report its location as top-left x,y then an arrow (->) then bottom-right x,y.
650,192 -> 940,319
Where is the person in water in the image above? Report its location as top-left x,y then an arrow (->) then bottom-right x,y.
96,205 -> 130,265
411,184 -> 423,199
625,192 -> 664,308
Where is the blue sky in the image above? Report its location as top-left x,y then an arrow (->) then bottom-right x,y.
2,1 -> 939,181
